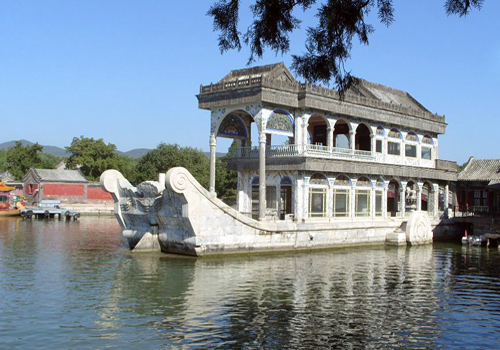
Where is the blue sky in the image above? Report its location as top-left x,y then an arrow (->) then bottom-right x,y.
1,1 -> 498,164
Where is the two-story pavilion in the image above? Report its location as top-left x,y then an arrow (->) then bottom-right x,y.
199,63 -> 456,224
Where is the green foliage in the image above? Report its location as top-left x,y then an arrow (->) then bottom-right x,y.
136,143 -> 210,187
215,139 -> 239,205
6,141 -> 44,180
116,154 -> 139,184
209,0 -> 483,91
40,153 -> 63,169
66,136 -> 123,181
0,149 -> 7,171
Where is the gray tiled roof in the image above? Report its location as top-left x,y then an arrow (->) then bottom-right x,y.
0,171 -> 14,182
32,169 -> 88,183
218,62 -> 430,114
352,80 -> 430,114
458,157 -> 500,183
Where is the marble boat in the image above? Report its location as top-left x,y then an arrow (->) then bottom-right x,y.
102,63 -> 457,256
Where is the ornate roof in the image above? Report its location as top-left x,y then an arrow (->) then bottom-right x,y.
198,63 -> 446,134
458,157 -> 500,186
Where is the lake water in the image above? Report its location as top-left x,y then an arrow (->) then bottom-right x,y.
0,217 -> 499,349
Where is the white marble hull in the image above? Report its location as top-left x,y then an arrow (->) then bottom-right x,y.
100,168 -> 434,257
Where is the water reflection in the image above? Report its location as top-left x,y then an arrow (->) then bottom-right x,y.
99,244 -> 499,349
1,218 -> 499,349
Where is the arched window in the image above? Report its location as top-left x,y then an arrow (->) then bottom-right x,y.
333,175 -> 350,218
266,109 -> 294,137
421,135 -> 433,160
309,173 -> 328,217
333,119 -> 350,148
355,177 -> 372,217
355,124 -> 371,151
387,128 -> 402,155
250,175 -> 278,218
405,132 -> 418,158
217,114 -> 248,139
308,115 -> 329,146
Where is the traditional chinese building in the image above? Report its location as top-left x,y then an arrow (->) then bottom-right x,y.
198,63 -> 457,223
23,168 -> 113,204
457,157 -> 500,216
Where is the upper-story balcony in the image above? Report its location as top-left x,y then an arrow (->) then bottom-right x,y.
228,143 -> 455,170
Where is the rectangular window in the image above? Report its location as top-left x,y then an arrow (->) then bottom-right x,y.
421,147 -> 432,160
333,189 -> 350,217
266,186 -> 277,209
355,189 -> 371,217
309,188 -> 327,217
375,190 -> 383,217
388,141 -> 400,155
405,144 -> 417,158
376,139 -> 382,153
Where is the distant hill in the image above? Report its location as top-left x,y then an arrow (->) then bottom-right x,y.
121,148 -> 151,158
0,140 -> 70,157
0,140 -> 225,159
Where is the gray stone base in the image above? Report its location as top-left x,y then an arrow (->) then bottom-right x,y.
101,168 -> 437,257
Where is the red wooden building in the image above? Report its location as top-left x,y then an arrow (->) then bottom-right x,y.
457,157 -> 500,216
23,168 -> 112,204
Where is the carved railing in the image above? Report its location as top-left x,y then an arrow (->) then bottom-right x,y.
228,144 -> 376,161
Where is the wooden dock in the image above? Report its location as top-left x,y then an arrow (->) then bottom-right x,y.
20,200 -> 80,220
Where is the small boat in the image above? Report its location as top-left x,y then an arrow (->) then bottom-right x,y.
0,208 -> 20,217
0,182 -> 23,217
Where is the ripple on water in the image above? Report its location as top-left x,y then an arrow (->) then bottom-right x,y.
1,220 -> 500,348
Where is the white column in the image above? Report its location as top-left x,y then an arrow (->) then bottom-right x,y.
259,132 -> 267,220
350,180 -> 356,218
371,186 -> 375,218
401,140 -> 406,164
444,183 -> 449,209
383,186 -> 388,219
303,121 -> 309,154
295,116 -> 303,146
350,131 -> 355,152
400,181 -> 407,217
370,134 -> 375,155
417,182 -> 423,211
433,184 -> 439,217
303,177 -> 309,219
327,127 -> 333,149
209,133 -> 217,194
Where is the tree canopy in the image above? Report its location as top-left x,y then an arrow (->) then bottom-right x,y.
66,136 -> 124,181
5,141 -> 44,180
136,143 -> 211,186
208,0 -> 483,91
135,143 -> 237,204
